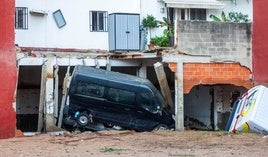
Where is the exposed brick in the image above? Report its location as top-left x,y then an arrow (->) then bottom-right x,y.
170,63 -> 252,93
168,63 -> 177,72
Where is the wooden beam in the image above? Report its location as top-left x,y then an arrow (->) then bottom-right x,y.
154,62 -> 174,112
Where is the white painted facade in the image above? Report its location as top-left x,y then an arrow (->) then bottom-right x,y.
208,0 -> 253,21
15,0 -> 141,50
140,0 -> 167,43
15,0 -> 252,51
15,0 -> 253,132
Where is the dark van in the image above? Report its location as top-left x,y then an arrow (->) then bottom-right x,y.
63,65 -> 174,131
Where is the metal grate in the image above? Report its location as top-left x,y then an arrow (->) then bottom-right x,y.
89,11 -> 108,32
15,7 -> 28,29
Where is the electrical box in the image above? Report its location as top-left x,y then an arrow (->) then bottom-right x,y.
108,13 -> 140,51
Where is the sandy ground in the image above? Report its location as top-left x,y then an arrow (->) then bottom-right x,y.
1,130 -> 268,157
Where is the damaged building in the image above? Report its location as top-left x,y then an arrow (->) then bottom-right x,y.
16,48 -> 175,132
15,0 -> 252,132
15,20 -> 252,133
4,0 -> 267,138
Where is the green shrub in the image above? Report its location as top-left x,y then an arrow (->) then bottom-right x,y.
150,35 -> 169,47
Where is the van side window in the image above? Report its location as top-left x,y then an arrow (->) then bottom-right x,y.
108,88 -> 135,106
140,93 -> 157,112
76,81 -> 104,97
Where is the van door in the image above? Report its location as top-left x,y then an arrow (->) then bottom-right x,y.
102,87 -> 135,128
132,92 -> 160,131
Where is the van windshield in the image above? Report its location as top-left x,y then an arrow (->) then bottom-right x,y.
156,92 -> 167,108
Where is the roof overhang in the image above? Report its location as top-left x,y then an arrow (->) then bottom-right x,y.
163,0 -> 225,9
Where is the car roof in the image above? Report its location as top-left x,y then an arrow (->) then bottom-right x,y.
73,65 -> 157,92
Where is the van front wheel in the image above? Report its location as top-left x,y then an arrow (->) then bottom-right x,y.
154,124 -> 168,131
77,112 -> 90,127
104,122 -> 114,128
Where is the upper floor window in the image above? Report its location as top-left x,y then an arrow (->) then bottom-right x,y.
15,7 -> 28,29
53,9 -> 66,28
190,9 -> 206,21
180,9 -> 207,21
89,11 -> 108,32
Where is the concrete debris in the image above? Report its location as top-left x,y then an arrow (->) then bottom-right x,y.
15,46 -> 172,60
23,132 -> 39,137
49,131 -> 68,136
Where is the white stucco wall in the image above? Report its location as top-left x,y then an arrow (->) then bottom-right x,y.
140,0 -> 167,45
208,0 -> 253,22
15,0 -> 253,50
15,0 -> 141,50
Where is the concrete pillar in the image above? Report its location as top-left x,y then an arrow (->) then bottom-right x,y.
38,64 -> 47,133
175,62 -> 184,131
44,58 -> 58,131
174,9 -> 180,46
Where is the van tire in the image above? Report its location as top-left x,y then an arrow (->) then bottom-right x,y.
154,124 -> 168,131
77,112 -> 90,127
104,122 -> 114,128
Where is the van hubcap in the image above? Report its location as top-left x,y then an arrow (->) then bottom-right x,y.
78,115 -> 89,125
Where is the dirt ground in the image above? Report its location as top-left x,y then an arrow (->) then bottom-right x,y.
1,130 -> 268,157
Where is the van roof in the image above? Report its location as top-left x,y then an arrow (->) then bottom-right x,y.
73,65 -> 157,92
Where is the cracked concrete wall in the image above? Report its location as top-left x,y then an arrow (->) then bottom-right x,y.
177,21 -> 252,70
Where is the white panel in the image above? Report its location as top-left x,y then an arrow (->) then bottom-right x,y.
108,14 -> 116,51
227,85 -> 268,134
115,14 -> 128,50
127,14 -> 140,50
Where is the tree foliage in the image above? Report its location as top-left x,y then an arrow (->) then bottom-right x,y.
209,11 -> 250,23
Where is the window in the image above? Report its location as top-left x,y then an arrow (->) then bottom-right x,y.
15,7 -> 28,29
180,9 -> 186,20
190,9 -> 206,21
140,93 -> 157,113
179,9 -> 207,21
108,88 -> 135,106
53,9 -> 66,28
89,11 -> 108,32
76,82 -> 105,97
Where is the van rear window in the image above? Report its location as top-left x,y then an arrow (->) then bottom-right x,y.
76,81 -> 105,97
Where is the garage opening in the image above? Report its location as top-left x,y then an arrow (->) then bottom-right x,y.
16,66 -> 42,132
184,84 -> 247,131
